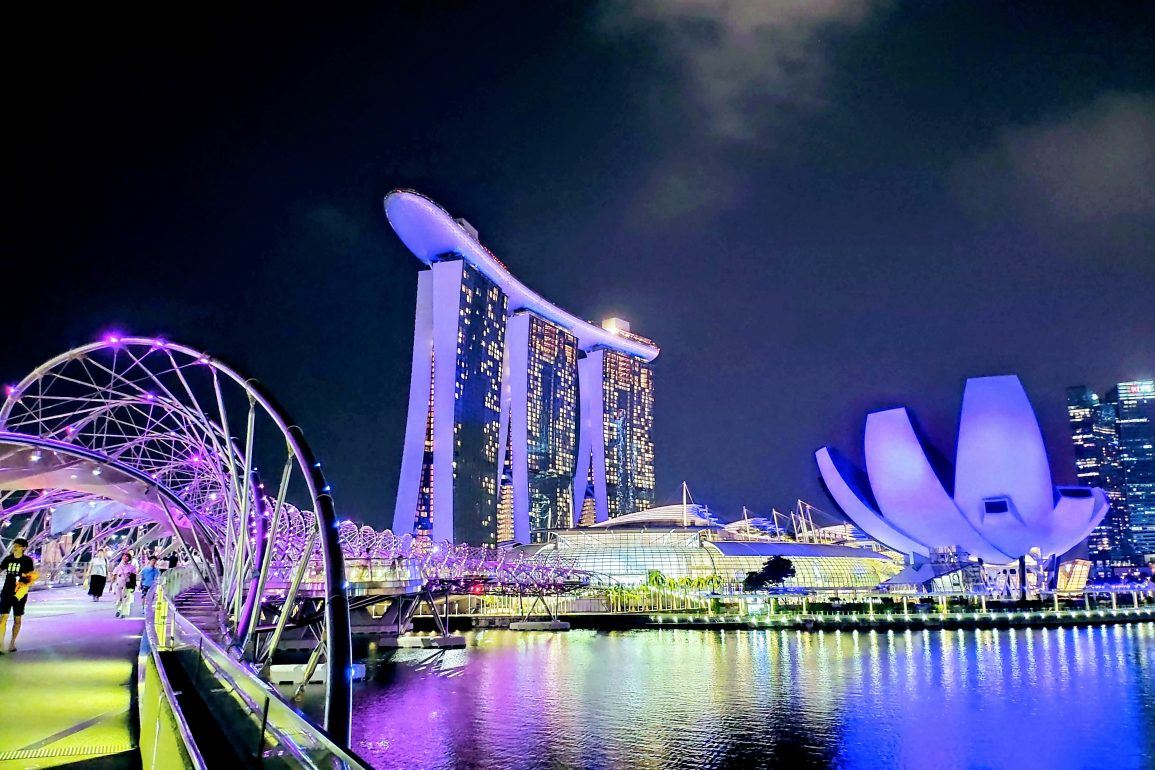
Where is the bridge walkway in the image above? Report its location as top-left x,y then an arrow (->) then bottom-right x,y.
0,586 -> 140,770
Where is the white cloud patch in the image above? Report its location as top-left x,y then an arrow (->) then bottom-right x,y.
953,93 -> 1155,225
602,0 -> 883,222
604,0 -> 882,142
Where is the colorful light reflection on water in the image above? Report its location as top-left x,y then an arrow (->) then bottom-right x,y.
351,624 -> 1155,770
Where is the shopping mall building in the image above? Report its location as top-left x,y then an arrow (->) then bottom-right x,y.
519,503 -> 900,592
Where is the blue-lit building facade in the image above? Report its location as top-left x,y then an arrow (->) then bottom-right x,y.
574,321 -> 657,526
388,190 -> 659,545
1067,386 -> 1130,573
498,311 -> 580,543
1115,381 -> 1155,561
397,255 -> 507,545
1067,379 -> 1155,573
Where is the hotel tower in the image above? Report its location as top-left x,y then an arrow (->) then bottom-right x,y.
387,190 -> 659,545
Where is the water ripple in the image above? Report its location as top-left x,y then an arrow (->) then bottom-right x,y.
352,625 -> 1155,770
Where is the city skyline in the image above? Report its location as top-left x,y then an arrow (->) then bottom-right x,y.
4,5 -> 1155,770
1068,379 -> 1155,572
3,3 -> 1152,526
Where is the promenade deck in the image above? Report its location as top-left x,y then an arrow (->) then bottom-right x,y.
0,586 -> 141,769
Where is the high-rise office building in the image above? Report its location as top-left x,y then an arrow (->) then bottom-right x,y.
1067,387 -> 1128,572
1066,379 -> 1154,572
387,190 -> 659,544
1112,380 -> 1155,560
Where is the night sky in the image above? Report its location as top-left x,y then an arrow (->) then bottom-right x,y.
5,3 -> 1153,528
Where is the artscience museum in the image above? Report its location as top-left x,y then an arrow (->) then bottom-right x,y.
816,375 -> 1109,569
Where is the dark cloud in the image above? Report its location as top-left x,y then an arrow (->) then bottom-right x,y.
602,0 -> 888,223
952,93 -> 1155,237
603,0 -> 885,140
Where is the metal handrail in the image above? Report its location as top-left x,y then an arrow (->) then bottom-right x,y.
141,575 -> 210,770
151,569 -> 369,769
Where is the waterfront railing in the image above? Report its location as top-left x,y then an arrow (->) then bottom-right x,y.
147,569 -> 371,769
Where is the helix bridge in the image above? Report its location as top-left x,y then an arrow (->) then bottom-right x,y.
0,336 -> 589,746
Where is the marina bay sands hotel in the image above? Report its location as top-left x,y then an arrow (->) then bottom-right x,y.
386,190 -> 658,545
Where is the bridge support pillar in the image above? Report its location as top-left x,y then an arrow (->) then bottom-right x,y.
378,634 -> 466,649
510,620 -> 570,631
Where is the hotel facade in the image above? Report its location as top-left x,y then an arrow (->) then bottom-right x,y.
387,190 -> 658,545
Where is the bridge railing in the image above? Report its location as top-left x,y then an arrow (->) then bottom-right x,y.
150,571 -> 371,769
139,580 -> 208,770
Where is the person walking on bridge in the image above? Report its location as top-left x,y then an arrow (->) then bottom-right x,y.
139,556 -> 160,602
0,538 -> 38,652
86,546 -> 110,601
112,553 -> 137,618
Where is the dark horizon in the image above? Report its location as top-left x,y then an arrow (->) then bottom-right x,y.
4,3 -> 1153,528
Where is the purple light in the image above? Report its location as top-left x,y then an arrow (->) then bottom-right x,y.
103,331 -> 125,346
818,374 -> 1110,562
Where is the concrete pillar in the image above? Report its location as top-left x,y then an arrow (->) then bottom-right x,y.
1053,593 -> 1059,611
1133,591 -> 1139,609
1019,556 -> 1027,602
981,595 -> 987,613
1112,592 -> 1118,610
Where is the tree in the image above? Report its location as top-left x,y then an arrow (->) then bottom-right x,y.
743,556 -> 796,592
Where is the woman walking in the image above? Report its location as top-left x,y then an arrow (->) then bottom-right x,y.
112,553 -> 137,618
87,547 -> 110,601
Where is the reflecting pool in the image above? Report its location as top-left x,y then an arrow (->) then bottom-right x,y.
351,624 -> 1155,770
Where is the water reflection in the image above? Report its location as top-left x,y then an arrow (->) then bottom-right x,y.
352,624 -> 1155,770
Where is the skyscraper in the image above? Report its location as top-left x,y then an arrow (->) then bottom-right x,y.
387,190 -> 659,545
498,311 -> 579,543
574,319 -> 656,523
1067,386 -> 1128,573
1112,380 -> 1155,561
1066,379 -> 1154,573
395,256 -> 507,545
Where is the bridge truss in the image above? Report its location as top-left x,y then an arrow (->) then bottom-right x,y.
0,337 -> 353,742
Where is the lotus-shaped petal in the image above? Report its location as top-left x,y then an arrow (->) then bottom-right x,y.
816,375 -> 1108,563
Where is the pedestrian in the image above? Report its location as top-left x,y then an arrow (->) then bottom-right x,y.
1,538 -> 39,653
112,553 -> 137,618
139,556 -> 160,602
87,547 -> 110,601
167,550 -> 179,571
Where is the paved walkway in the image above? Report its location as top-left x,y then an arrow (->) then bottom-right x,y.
0,586 -> 142,769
